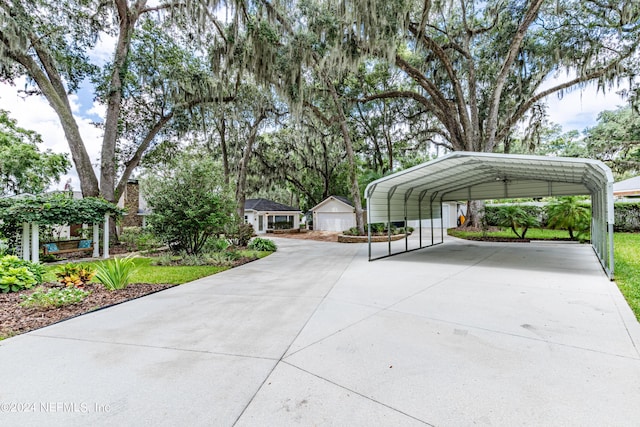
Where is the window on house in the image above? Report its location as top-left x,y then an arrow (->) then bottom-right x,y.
267,215 -> 294,230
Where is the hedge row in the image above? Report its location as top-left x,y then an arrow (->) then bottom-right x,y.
482,202 -> 640,232
614,203 -> 640,232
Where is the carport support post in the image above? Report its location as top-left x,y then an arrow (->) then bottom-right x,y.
22,222 -> 30,261
404,189 -> 413,252
92,223 -> 100,258
440,201 -> 444,243
419,190 -> 428,249
103,214 -> 109,259
430,192 -> 438,246
31,223 -> 39,263
387,187 -> 397,256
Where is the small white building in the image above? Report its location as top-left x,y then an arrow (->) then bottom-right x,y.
311,196 -> 357,232
244,199 -> 301,234
406,201 -> 461,229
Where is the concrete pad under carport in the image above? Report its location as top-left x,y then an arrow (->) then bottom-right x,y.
0,236 -> 639,426
241,237 -> 640,425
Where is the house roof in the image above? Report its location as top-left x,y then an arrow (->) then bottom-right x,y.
310,195 -> 354,211
245,198 -> 299,212
613,176 -> 640,193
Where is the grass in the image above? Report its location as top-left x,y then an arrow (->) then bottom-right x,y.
44,250 -> 273,285
448,227 -> 640,321
448,227 -> 583,240
613,233 -> 640,321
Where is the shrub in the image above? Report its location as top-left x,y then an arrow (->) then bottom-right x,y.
370,223 -> 385,234
0,255 -> 44,293
142,155 -> 236,255
248,238 -> 277,252
95,256 -> 137,291
55,263 -> 95,288
226,223 -> 254,247
614,202 -> 640,232
20,287 -> 90,309
342,227 -> 361,236
483,205 -> 547,227
150,253 -> 177,266
119,227 -> 162,252
546,197 -> 590,240
203,237 -> 229,253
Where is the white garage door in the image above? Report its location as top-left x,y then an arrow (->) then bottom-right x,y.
316,213 -> 355,231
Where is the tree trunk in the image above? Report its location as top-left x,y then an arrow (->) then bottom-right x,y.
100,1 -> 144,203
236,113 -> 266,219
325,80 -> 365,234
464,200 -> 484,228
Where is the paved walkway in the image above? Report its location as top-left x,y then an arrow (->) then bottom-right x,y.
1,237 -> 639,426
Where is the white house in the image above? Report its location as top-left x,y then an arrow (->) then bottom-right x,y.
311,196 -> 357,232
244,198 -> 301,234
614,176 -> 640,199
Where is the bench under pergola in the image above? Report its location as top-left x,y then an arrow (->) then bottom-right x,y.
0,194 -> 121,263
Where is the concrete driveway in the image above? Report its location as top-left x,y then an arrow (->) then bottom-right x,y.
1,236 -> 639,426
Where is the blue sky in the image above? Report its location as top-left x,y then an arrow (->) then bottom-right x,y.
0,75 -> 628,192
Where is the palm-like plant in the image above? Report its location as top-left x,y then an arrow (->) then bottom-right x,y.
546,197 -> 590,240
495,206 -> 539,239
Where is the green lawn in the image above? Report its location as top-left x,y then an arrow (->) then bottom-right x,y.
448,227 -> 582,240
448,228 -> 640,320
44,250 -> 273,285
614,233 -> 640,321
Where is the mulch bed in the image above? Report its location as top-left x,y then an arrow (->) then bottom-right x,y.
0,247 -> 265,340
0,282 -> 176,339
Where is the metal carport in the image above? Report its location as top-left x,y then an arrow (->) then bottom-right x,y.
365,152 -> 615,279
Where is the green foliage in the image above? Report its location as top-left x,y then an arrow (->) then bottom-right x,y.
225,222 -> 254,248
343,227 -> 361,236
94,256 -> 137,291
585,107 -> 640,176
494,206 -> 540,239
546,197 -> 591,240
203,238 -> 230,253
248,237 -> 277,252
0,110 -> 70,196
483,205 -> 547,228
613,202 -> 640,232
142,155 -> 237,255
0,255 -> 44,293
55,263 -> 95,288
20,287 -> 90,309
0,193 -> 122,245
119,227 -> 162,252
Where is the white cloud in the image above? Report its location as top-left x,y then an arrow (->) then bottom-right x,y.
540,73 -> 627,132
0,78 -> 104,192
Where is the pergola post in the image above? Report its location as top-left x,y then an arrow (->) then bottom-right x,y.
92,223 -> 100,258
31,223 -> 39,263
22,222 -> 30,261
103,214 -> 110,259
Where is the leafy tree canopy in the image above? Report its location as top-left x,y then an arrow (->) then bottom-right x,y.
585,106 -> 640,176
0,110 -> 70,196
